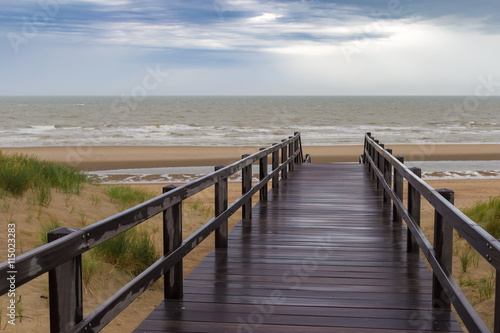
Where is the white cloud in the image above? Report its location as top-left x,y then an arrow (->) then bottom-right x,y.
248,13 -> 283,23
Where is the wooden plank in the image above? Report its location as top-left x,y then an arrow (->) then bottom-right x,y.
134,163 -> 461,333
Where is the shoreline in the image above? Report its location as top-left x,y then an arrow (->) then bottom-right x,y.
1,144 -> 499,171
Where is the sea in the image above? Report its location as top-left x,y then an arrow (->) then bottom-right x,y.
1,96 -> 499,182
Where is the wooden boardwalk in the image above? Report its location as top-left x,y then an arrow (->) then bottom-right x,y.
134,163 -> 461,332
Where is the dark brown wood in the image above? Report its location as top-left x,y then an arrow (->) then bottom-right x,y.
272,143 -> 279,189
496,269 -> 500,333
281,139 -> 288,180
135,164 -> 460,333
383,148 -> 392,203
241,154 -> 252,220
407,167 -> 422,254
433,189 -> 454,310
215,165 -> 228,248
48,227 -> 83,333
364,133 -> 491,331
259,148 -> 268,202
393,156 -> 404,223
288,136 -> 294,172
163,185 -> 183,299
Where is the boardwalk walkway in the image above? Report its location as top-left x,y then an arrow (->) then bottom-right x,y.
134,163 -> 461,332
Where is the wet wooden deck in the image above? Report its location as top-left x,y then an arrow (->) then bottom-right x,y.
134,163 -> 461,332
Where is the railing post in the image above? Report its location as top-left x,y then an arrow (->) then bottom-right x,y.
288,137 -> 294,172
241,154 -> 252,220
376,143 -> 384,189
364,132 -> 371,165
281,139 -> 288,180
272,143 -> 279,189
293,132 -> 300,164
393,156 -> 404,223
407,167 -> 422,253
259,148 -> 268,201
48,227 -> 82,333
215,165 -> 228,248
432,189 -> 454,310
495,269 -> 500,333
372,140 -> 379,181
383,148 -> 392,203
163,184 -> 183,299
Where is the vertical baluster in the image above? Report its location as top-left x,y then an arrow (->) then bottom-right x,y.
163,185 -> 183,299
272,143 -> 279,188
215,165 -> 228,248
48,227 -> 82,333
241,154 -> 252,220
393,156 -> 404,223
407,168 -> 422,253
259,148 -> 268,201
432,189 -> 454,310
281,139 -> 288,180
383,148 -> 392,203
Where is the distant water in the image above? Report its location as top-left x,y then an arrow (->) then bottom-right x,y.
1,96 -> 499,147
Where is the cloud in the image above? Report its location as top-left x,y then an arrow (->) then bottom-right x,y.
1,0 -> 500,95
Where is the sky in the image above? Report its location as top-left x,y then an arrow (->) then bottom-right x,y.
1,0 -> 500,96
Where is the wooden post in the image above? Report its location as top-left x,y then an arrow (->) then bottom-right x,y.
393,156 -> 404,223
288,136 -> 294,172
407,167 -> 422,253
272,143 -> 279,189
364,132 -> 371,165
495,269 -> 500,333
376,143 -> 384,189
259,148 -> 268,201
432,189 -> 454,310
163,185 -> 183,299
372,140 -> 379,181
48,227 -> 82,333
293,132 -> 300,164
242,154 -> 252,220
215,165 -> 228,248
281,139 -> 288,180
383,148 -> 392,203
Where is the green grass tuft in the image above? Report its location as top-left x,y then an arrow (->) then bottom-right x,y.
94,228 -> 159,275
104,185 -> 155,210
464,196 -> 500,238
0,151 -> 90,198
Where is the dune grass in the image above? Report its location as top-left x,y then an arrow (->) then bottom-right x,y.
93,228 -> 159,275
464,196 -> 500,238
104,185 -> 156,210
0,151 -> 90,199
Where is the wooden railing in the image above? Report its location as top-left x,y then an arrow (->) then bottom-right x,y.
0,132 -> 309,333
362,132 -> 500,333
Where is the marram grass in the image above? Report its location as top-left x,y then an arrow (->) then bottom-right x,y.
464,196 -> 500,238
93,228 -> 159,275
104,185 -> 155,210
0,150 -> 90,198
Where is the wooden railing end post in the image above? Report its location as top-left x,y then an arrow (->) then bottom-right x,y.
48,227 -> 82,333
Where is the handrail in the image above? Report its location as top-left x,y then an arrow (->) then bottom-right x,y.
363,132 -> 500,333
0,132 -> 306,333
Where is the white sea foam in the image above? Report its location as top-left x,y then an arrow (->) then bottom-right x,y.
1,96 -> 499,147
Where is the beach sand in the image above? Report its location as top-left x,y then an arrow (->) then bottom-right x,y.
3,144 -> 500,171
0,144 -> 499,332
